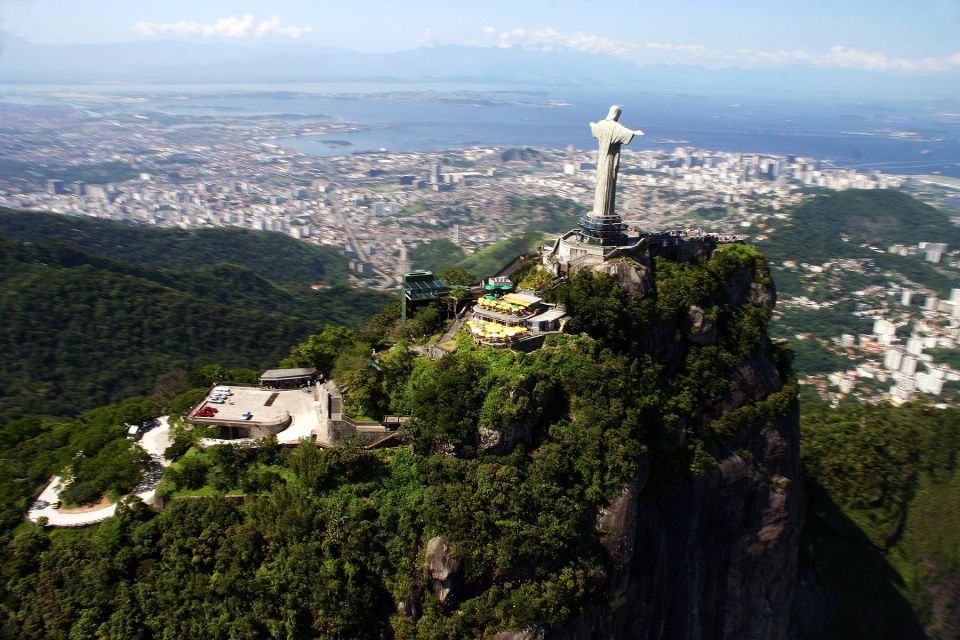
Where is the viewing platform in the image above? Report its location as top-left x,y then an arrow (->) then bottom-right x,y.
467,285 -> 567,348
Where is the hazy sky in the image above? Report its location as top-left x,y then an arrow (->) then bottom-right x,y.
3,0 -> 960,72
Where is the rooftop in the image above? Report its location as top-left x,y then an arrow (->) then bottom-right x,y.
528,307 -> 567,323
190,386 -> 320,444
260,367 -> 317,380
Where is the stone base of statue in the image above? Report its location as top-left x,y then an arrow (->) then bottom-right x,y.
540,219 -> 646,277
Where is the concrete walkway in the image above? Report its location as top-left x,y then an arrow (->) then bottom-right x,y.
27,416 -> 173,528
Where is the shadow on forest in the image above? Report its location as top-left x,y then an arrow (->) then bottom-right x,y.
793,480 -> 927,640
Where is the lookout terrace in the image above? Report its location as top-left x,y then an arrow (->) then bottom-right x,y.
467,285 -> 567,349
185,370 -> 406,447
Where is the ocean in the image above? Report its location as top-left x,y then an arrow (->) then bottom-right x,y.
3,82 -> 960,177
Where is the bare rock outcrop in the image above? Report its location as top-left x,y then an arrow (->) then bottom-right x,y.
478,377 -> 553,455
424,536 -> 463,607
592,257 -> 654,300
748,280 -> 777,310
494,629 -> 544,640
687,305 -> 718,345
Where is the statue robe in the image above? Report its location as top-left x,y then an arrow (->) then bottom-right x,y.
590,119 -> 635,218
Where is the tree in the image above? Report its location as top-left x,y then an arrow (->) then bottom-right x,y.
175,455 -> 211,490
440,267 -> 477,287
282,325 -> 359,376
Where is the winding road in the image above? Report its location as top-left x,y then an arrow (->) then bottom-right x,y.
27,416 -> 173,527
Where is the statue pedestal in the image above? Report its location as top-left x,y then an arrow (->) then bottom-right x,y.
541,227 -> 645,277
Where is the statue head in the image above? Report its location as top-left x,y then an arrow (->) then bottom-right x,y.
606,105 -> 622,121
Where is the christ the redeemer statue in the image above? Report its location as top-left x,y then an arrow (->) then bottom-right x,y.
590,105 -> 644,218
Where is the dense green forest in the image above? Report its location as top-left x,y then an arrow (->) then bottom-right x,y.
799,402 -> 960,639
409,239 -> 465,273
0,243 -> 799,638
760,190 -> 960,264
0,210 -> 391,420
0,207 -> 350,285
2,195 -> 957,636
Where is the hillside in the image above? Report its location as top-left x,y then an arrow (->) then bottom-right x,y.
0,237 -> 388,420
797,403 -> 960,639
755,190 -> 960,380
455,230 -> 546,276
766,190 -> 960,259
760,190 -> 960,296
411,196 -> 582,277
0,242 -> 804,638
0,208 -> 349,285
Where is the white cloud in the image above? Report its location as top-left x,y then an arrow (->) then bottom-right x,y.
480,26 -> 960,73
132,14 -> 312,40
417,29 -> 435,46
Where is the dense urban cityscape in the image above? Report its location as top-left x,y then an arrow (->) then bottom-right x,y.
4,97 -> 960,409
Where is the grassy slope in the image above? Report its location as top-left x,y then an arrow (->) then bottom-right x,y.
409,239 -> 465,273
456,231 -> 546,277
764,190 -> 960,259
411,195 -> 582,277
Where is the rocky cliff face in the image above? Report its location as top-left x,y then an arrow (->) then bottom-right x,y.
550,249 -> 803,640
421,245 -> 804,639
557,403 -> 803,640
553,250 -> 801,638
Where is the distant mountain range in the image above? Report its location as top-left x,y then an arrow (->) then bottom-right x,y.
2,32 -> 958,101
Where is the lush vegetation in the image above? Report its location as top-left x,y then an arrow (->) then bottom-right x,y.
759,190 -> 960,378
0,395 -> 161,527
510,195 -> 582,235
0,160 -> 140,189
409,239 -> 465,273
759,190 -> 960,296
409,196 -> 581,278
0,212 -> 391,420
0,207 -> 351,285
0,242 -> 798,638
500,148 -> 544,162
927,347 -> 960,371
800,403 -> 960,639
761,190 -> 960,264
456,231 -> 545,277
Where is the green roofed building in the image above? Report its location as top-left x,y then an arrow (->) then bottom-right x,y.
401,270 -> 451,322
483,276 -> 513,292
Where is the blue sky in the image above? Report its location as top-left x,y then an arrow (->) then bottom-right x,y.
3,0 -> 960,72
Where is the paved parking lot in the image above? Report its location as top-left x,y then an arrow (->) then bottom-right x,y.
195,386 -> 322,444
